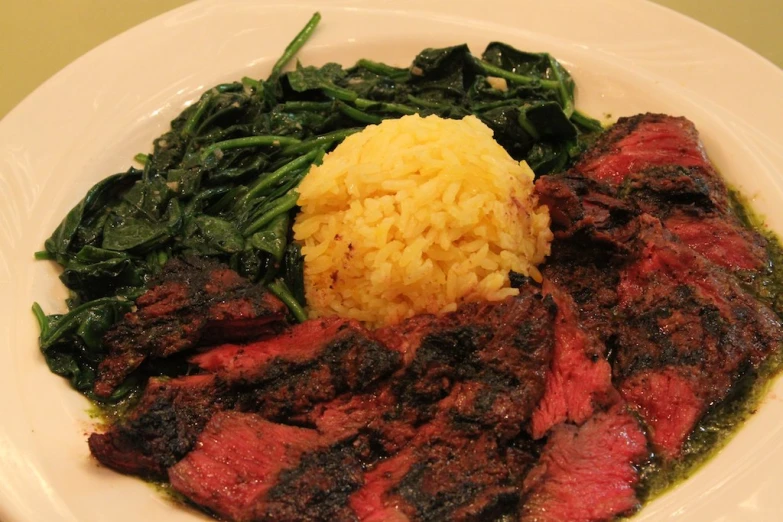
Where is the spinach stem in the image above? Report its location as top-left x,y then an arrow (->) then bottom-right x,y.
406,95 -> 449,110
313,147 -> 326,166
281,128 -> 361,156
216,82 -> 243,93
473,58 -> 559,90
337,101 -> 382,124
280,101 -> 333,111
517,112 -> 540,140
268,279 -> 308,323
354,98 -> 416,115
133,153 -> 149,166
547,55 -> 574,117
269,12 -> 322,80
471,100 -> 516,112
32,302 -> 49,339
34,250 -> 53,260
200,135 -> 301,160
242,148 -> 321,205
242,191 -> 300,236
322,84 -> 359,102
241,76 -> 262,91
571,109 -> 604,132
356,59 -> 409,79
182,90 -> 215,138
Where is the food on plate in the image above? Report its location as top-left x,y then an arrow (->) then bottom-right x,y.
93,256 -> 288,397
31,12 -> 783,522
294,114 -> 552,325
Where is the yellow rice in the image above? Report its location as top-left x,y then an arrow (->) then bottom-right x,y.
293,114 -> 553,326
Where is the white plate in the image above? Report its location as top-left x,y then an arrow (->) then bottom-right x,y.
2,0 -> 783,520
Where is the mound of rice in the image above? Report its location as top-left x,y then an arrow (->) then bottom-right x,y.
293,114 -> 552,326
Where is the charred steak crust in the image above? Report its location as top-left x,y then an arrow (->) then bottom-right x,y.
88,374 -> 226,478
237,324 -> 402,420
89,320 -> 402,477
168,411 -> 363,522
94,257 -> 287,397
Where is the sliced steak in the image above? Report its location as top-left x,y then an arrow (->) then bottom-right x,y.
169,411 -> 363,522
613,215 -> 783,457
90,317 -> 403,478
350,415 -> 538,522
574,113 -> 712,186
535,174 -> 633,343
310,288 -> 556,450
190,317 -> 354,377
88,374 -> 225,478
662,210 -> 768,272
537,169 -> 782,458
94,257 -> 287,397
572,113 -> 770,274
521,406 -> 648,522
233,320 -> 401,420
535,173 -> 639,248
531,281 -> 617,439
191,317 -> 401,421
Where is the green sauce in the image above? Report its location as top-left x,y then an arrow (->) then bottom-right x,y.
86,387 -> 144,426
636,188 -> 783,503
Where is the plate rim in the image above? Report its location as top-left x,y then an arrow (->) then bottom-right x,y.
2,1 -> 783,521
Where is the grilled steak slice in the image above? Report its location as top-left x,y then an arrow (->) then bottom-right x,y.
191,317 -> 355,377
88,374 -> 225,478
90,318 -> 402,477
574,113 -> 713,186
230,320 -> 401,420
94,257 -> 287,397
531,281 -> 617,439
535,174 -> 635,343
310,288 -> 556,450
572,113 -> 769,274
169,411 -> 363,522
662,210 -> 768,272
350,414 -> 538,522
521,406 -> 648,522
613,215 -> 783,457
535,173 -> 639,248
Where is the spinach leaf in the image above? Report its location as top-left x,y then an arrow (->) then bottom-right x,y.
410,45 -> 475,98
282,242 -> 306,305
102,199 -> 182,253
482,42 -> 553,81
246,213 -> 290,262
480,106 -> 534,159
59,246 -> 145,302
44,169 -> 141,263
33,299 -> 134,395
523,101 -> 578,140
287,62 -> 347,93
181,215 -> 245,255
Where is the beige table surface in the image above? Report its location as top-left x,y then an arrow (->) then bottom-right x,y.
1,0 -> 781,120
